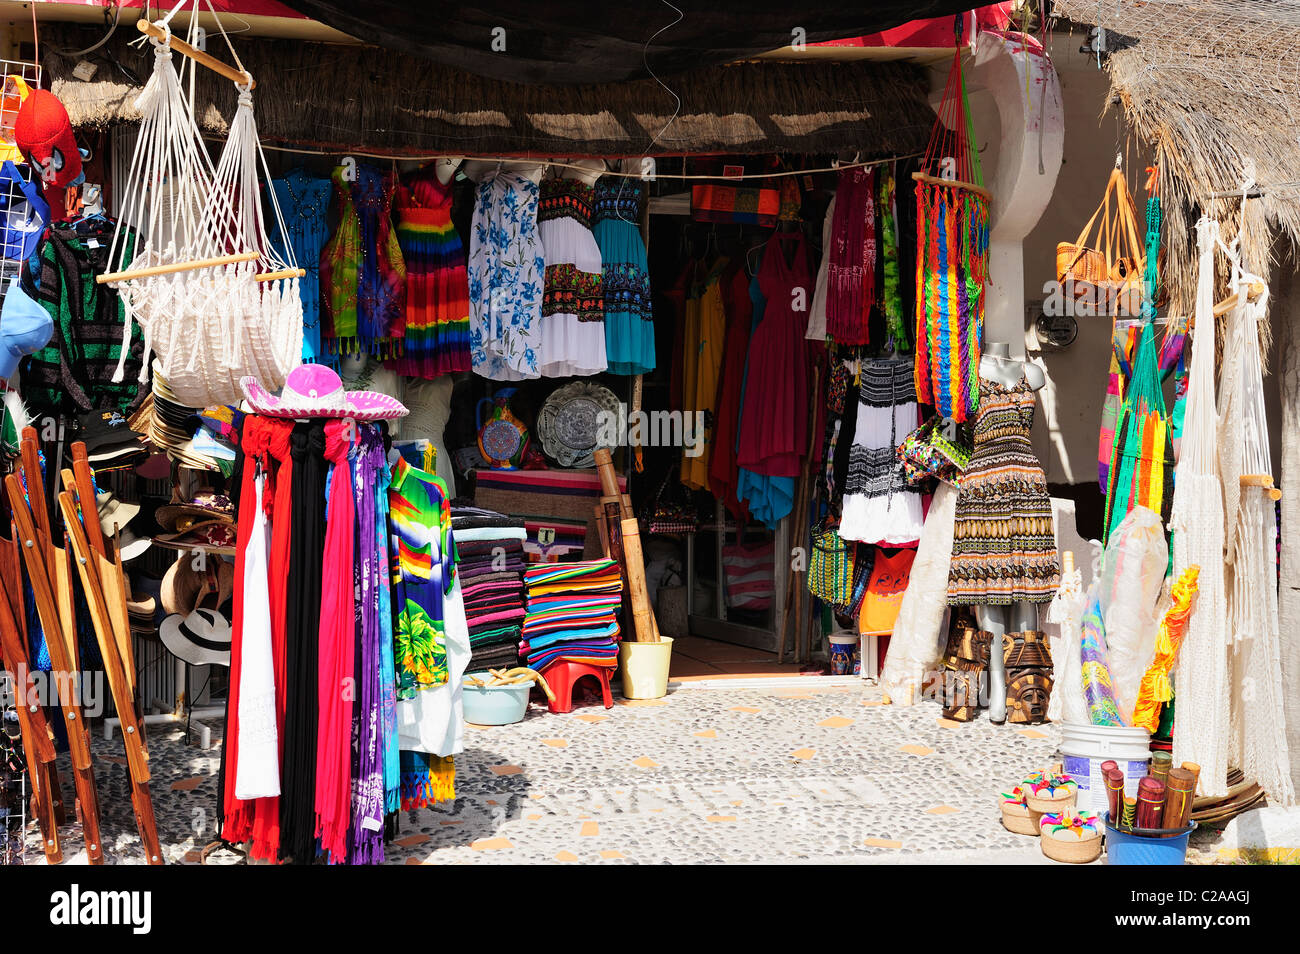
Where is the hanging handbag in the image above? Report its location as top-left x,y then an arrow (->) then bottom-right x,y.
1056,167 -> 1145,305
807,518 -> 854,608
641,464 -> 699,535
897,415 -> 972,486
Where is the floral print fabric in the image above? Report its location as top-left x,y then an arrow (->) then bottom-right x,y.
469,171 -> 545,380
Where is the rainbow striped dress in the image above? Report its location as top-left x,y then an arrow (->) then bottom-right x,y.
389,173 -> 471,377
947,377 -> 1059,606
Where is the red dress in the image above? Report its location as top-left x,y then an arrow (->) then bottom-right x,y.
736,233 -> 811,478
708,262 -> 753,520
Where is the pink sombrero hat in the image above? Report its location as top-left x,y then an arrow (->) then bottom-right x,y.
240,365 -> 407,422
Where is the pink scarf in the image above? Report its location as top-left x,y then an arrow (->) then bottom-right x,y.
314,420 -> 357,862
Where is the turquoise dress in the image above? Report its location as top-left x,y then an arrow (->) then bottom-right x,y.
592,179 -> 655,374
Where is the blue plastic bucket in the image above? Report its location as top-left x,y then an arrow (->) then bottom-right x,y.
1103,813 -> 1195,865
462,673 -> 533,726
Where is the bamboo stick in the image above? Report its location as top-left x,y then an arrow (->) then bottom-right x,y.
95,250 -> 260,285
136,19 -> 256,88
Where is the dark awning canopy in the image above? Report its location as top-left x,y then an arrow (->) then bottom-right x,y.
43,23 -> 934,158
274,1 -> 980,84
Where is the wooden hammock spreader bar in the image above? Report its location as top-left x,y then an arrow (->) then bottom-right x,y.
95,250 -> 260,285
135,18 -> 256,89
1211,281 -> 1267,318
912,171 -> 993,203
1241,473 -> 1283,500
255,267 -> 307,282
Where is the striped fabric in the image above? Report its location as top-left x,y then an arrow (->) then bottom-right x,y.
722,542 -> 775,610
947,378 -> 1059,606
521,560 -> 623,670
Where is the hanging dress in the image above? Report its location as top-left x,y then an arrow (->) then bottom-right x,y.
708,262 -> 754,521
270,169 -> 333,365
838,358 -> 924,544
947,377 -> 1059,605
468,171 -> 545,381
537,177 -> 607,376
388,172 -> 471,378
592,178 -> 654,374
681,258 -> 727,491
320,163 -> 406,357
736,233 -> 811,479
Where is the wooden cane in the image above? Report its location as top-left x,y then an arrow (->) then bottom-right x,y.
60,491 -> 163,864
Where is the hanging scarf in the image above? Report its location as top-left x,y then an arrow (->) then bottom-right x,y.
349,426 -> 386,864
279,421 -> 327,864
248,417 -> 294,862
315,420 -> 357,863
877,164 -> 908,352
235,466 -> 279,801
827,167 -> 875,346
375,455 -> 400,813
222,415 -> 277,844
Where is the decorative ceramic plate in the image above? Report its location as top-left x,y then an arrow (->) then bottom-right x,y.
536,381 -> 620,468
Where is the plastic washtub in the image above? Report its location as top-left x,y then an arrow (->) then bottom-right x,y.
462,673 -> 533,725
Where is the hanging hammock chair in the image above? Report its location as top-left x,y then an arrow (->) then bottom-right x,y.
1218,258 -> 1294,806
101,2 -> 302,409
1168,216 -> 1229,797
912,30 -> 990,425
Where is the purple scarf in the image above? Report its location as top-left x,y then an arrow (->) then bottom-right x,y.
348,426 -> 386,863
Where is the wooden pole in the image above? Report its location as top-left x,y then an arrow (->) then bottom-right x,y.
593,448 -> 660,642
135,19 -> 256,88
95,250 -> 259,285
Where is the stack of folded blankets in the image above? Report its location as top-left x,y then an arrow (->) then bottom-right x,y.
451,505 -> 528,672
521,560 -> 623,671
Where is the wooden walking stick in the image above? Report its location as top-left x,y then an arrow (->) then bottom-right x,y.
59,490 -> 163,864
592,449 -> 659,642
6,486 -> 104,864
0,535 -> 62,863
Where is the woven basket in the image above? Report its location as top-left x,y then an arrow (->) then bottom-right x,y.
1026,788 -> 1076,817
1040,829 -> 1102,864
1001,801 -> 1038,836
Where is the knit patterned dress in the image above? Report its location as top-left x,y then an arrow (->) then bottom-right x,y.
947,377 -> 1059,605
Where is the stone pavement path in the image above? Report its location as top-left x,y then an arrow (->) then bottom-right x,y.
30,681 -> 1086,864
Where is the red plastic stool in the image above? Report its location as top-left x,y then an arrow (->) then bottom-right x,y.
540,660 -> 615,714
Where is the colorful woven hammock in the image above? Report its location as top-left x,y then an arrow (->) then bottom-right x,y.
1101,193 -> 1174,545
1131,565 -> 1199,733
913,41 -> 990,423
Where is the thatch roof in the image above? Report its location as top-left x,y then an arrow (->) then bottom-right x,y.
1056,0 -> 1300,339
41,23 -> 932,159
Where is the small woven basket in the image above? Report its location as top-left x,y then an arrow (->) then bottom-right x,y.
1040,829 -> 1102,864
1001,800 -> 1038,836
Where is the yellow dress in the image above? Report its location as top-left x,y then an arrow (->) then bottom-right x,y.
682,259 -> 728,490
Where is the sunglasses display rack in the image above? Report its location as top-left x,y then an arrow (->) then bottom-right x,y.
1,59 -> 40,280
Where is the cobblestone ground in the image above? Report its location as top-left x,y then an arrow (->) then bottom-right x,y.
19,681 -> 1222,865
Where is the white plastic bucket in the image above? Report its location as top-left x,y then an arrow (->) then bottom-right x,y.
1058,722 -> 1152,813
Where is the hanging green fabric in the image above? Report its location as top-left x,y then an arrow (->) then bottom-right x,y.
1102,194 -> 1174,544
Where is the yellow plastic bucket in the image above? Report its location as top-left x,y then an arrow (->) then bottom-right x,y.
617,637 -> 674,700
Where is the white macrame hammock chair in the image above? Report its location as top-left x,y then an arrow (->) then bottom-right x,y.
1218,251 -> 1295,806
1169,216 -> 1229,796
104,3 -> 301,409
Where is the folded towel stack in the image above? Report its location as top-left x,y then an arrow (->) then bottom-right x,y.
452,506 -> 528,672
